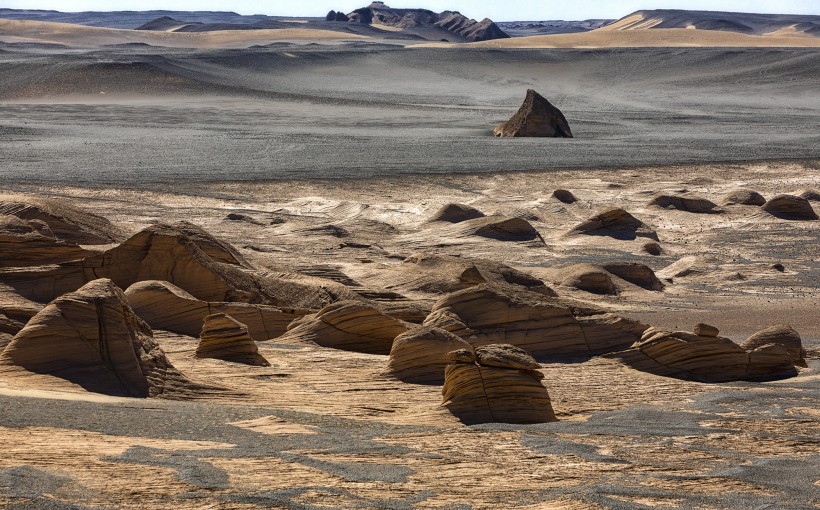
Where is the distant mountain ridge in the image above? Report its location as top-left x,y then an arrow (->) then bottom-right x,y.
605,9 -> 820,36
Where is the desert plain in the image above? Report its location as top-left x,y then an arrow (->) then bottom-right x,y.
0,7 -> 819,510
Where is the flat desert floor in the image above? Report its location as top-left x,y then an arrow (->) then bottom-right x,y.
0,37 -> 819,510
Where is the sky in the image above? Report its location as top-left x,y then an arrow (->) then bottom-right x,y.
2,0 -> 819,21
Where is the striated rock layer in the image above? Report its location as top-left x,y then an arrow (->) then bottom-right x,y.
0,279 -> 198,397
442,344 -> 556,424
0,215 -> 92,267
387,326 -> 472,384
196,313 -> 270,366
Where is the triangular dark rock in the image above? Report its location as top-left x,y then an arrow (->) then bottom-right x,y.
494,89 -> 573,138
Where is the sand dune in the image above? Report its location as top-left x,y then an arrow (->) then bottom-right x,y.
0,18 -> 369,48
417,27 -> 820,48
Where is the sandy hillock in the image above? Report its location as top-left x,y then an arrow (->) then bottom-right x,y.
387,325 -> 471,383
0,279 -> 197,397
442,344 -> 556,424
555,261 -> 665,295
493,89 -> 573,138
279,300 -> 408,355
428,203 -> 485,223
567,208 -> 658,241
0,195 -> 123,244
558,263 -> 617,295
424,284 -> 647,357
196,313 -> 270,366
124,280 -> 310,341
608,325 -> 799,382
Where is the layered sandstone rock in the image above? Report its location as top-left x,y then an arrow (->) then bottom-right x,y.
567,208 -> 658,241
459,216 -> 543,242
558,264 -> 617,295
0,195 -> 123,245
721,189 -> 766,206
648,194 -> 722,213
442,344 -> 556,424
424,284 -> 647,357
0,215 -> 92,267
607,326 -> 799,382
428,203 -> 485,223
761,194 -> 818,220
196,313 -> 270,366
601,262 -> 665,291
387,326 -> 472,383
493,90 -> 573,138
740,325 -> 805,366
279,301 -> 408,355
0,279 -> 194,397
124,280 -> 310,341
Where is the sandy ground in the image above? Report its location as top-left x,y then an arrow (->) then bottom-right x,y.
0,34 -> 819,510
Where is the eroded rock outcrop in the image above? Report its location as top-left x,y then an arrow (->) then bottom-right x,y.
0,195 -> 124,245
567,208 -> 658,241
740,325 -> 805,366
0,279 -> 195,397
494,89 -> 573,138
761,194 -> 818,220
196,313 -> 270,366
424,284 -> 647,357
387,326 -> 471,383
0,215 -> 92,267
648,194 -> 722,214
459,216 -> 543,242
607,325 -> 799,382
601,262 -> 664,291
279,301 -> 408,355
442,344 -> 556,424
428,203 -> 485,223
721,189 -> 766,206
124,280 -> 310,341
552,189 -> 578,204
558,264 -> 617,295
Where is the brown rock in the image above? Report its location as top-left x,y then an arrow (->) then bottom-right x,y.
797,189 -> 820,201
762,194 -> 818,220
196,313 -> 270,366
568,208 -> 658,241
465,216 -> 543,242
721,189 -> 766,206
552,189 -> 578,204
693,323 -> 719,337
0,215 -> 92,267
601,262 -> 664,291
559,264 -> 617,295
0,279 -> 197,397
648,194 -> 722,213
493,89 -> 573,138
428,203 -> 485,223
642,242 -> 663,256
387,326 -> 472,383
740,325 -> 805,365
475,344 -> 540,370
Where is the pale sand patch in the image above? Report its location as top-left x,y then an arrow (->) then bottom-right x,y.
413,28 -> 820,48
229,415 -> 319,435
0,18 -> 369,49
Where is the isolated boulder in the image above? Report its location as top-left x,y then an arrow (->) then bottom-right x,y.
648,194 -> 722,213
493,89 -> 573,138
568,208 -> 658,241
552,189 -> 578,204
0,279 -> 193,397
762,194 -> 818,220
196,313 -> 270,366
721,189 -> 766,206
279,301 -> 408,355
740,325 -> 805,366
428,203 -> 485,223
607,325 -> 799,382
0,195 -> 123,245
797,189 -> 820,201
387,326 -> 471,384
442,344 -> 556,424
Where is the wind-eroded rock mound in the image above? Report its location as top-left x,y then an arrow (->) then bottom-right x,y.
442,344 -> 556,424
558,264 -> 617,295
797,189 -> 820,202
280,301 -> 408,355
0,195 -> 124,245
387,326 -> 471,384
568,208 -> 658,241
0,215 -> 91,267
0,279 -> 196,397
607,325 -> 799,382
424,284 -> 647,357
125,280 -> 310,341
428,203 -> 485,223
761,194 -> 818,220
648,194 -> 722,214
721,189 -> 766,206
601,262 -> 665,291
461,216 -> 543,242
552,189 -> 578,204
494,89 -> 573,138
740,325 -> 805,366
196,313 -> 270,367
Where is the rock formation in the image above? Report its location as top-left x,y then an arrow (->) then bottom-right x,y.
346,3 -> 509,41
607,325 -> 799,382
648,194 -> 722,213
721,189 -> 766,206
567,208 -> 658,241
442,344 -> 556,424
196,313 -> 270,366
428,203 -> 485,223
642,242 -> 663,256
124,280 -> 309,341
797,189 -> 820,201
558,264 -> 617,295
552,189 -> 578,204
0,215 -> 92,267
0,195 -> 123,245
458,215 -> 543,242
740,325 -> 805,366
279,301 -> 408,355
601,262 -> 665,291
761,194 -> 818,220
424,284 -> 647,357
387,326 -> 472,383
493,89 -> 573,138
0,279 -> 195,397
325,10 -> 349,22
